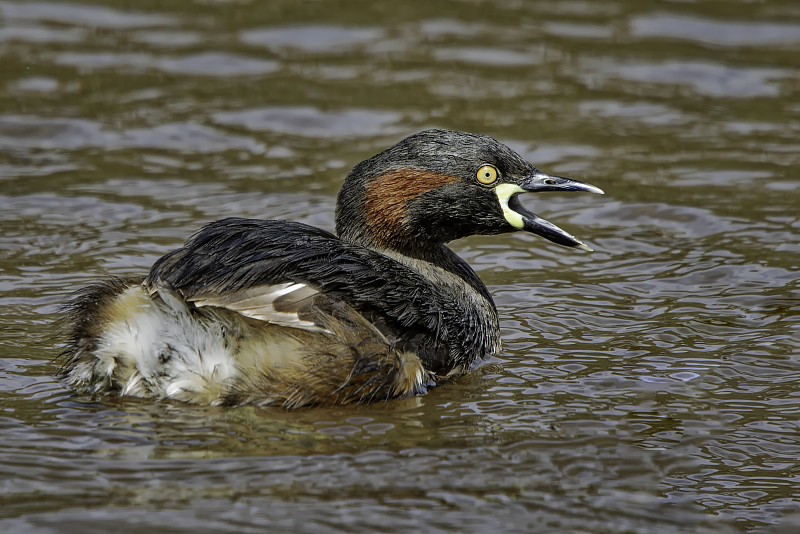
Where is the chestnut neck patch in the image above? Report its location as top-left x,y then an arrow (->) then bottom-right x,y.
363,168 -> 459,250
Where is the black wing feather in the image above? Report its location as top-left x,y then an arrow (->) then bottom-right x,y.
145,218 -> 465,372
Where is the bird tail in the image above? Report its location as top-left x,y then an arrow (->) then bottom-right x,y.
57,277 -> 143,392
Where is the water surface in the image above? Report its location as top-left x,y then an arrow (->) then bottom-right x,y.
1,1 -> 799,532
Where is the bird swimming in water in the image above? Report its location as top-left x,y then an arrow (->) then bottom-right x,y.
59,129 -> 603,408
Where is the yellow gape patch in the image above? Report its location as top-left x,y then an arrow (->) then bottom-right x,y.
494,183 -> 526,229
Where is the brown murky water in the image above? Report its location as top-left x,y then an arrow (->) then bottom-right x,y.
1,1 -> 799,532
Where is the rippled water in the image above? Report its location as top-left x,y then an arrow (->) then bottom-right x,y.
1,1 -> 799,532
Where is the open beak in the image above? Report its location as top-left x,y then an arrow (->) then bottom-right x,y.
496,171 -> 604,251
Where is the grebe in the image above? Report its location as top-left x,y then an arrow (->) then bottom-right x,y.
60,129 -> 603,408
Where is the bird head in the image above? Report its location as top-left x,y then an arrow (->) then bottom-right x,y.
335,129 -> 603,254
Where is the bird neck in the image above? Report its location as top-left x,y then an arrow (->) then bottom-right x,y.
337,221 -> 495,309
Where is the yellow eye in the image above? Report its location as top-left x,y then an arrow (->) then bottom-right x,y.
476,164 -> 498,185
